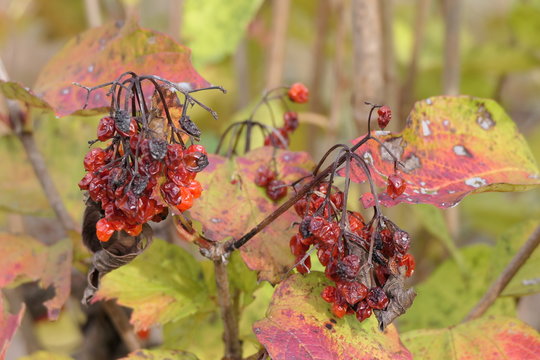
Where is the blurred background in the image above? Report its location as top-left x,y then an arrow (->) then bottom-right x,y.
1,0 -> 539,359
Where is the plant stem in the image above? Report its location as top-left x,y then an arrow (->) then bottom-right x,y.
102,301 -> 141,352
214,259 -> 242,360
84,0 -> 102,27
19,130 -> 79,233
464,224 -> 540,322
265,0 -> 290,89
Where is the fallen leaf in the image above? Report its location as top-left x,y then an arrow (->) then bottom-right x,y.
253,272 -> 412,360
401,315 -> 540,359
34,19 -> 210,117
0,233 -> 72,320
94,239 -> 210,331
189,147 -> 313,283
0,295 -> 25,360
348,96 -> 540,208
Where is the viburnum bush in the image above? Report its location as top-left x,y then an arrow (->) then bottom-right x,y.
1,20 -> 540,360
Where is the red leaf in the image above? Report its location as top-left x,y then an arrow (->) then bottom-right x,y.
34,19 -> 210,117
0,233 -> 72,320
189,147 -> 313,283
402,315 -> 540,359
0,295 -> 25,360
253,273 -> 412,360
348,96 -> 540,208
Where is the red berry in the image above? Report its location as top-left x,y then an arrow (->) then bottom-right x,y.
254,165 -> 275,187
83,148 -> 107,171
394,230 -> 410,255
78,173 -> 94,190
288,83 -> 309,103
366,287 -> 389,310
176,187 -> 194,212
283,111 -> 299,132
387,174 -> 406,199
375,265 -> 389,287
295,255 -> 311,274
290,233 -> 309,256
96,218 -> 114,242
337,281 -> 368,305
161,181 -> 182,205
321,286 -> 337,303
186,144 -> 207,155
117,117 -> 137,137
355,301 -> 372,322
377,106 -> 392,129
266,179 -> 287,201
166,144 -> 184,169
97,116 -> 115,141
360,192 -> 375,208
187,180 -> 203,199
331,302 -> 347,318
341,255 -> 361,279
125,224 -> 143,236
348,212 -> 365,233
399,253 -> 416,277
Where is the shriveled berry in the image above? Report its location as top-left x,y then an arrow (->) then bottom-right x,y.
289,233 -> 309,256
83,148 -> 107,171
321,286 -> 337,303
161,181 -> 182,205
366,287 -> 389,310
166,144 -> 184,168
114,109 -> 132,135
180,115 -> 201,138
288,83 -> 309,103
186,144 -> 207,156
341,254 -> 361,279
387,174 -> 406,199
337,281 -> 368,305
149,138 -> 167,161
355,301 -> 372,322
377,105 -> 392,129
97,116 -> 115,141
78,173 -> 94,190
295,255 -> 311,274
331,302 -> 347,318
283,111 -> 299,132
96,218 -> 114,242
184,151 -> 209,173
264,129 -> 289,149
125,224 -> 143,236
399,253 -> 416,277
187,180 -> 203,199
394,230 -> 410,255
266,179 -> 287,201
254,165 -> 275,187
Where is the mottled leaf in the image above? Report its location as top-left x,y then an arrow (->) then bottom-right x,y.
349,96 -> 540,208
0,233 -> 72,320
94,239 -> 210,331
183,0 -> 263,65
492,220 -> 540,297
398,245 -> 515,332
189,147 -> 313,283
34,19 -> 210,117
402,316 -> 540,359
253,272 -> 412,360
0,295 -> 25,360
121,349 -> 198,360
0,81 -> 52,110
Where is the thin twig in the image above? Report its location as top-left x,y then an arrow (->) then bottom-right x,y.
464,224 -> 540,322
102,301 -> 141,352
214,259 -> 242,360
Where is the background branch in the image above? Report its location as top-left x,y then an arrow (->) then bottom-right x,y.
464,224 -> 540,321
265,0 -> 290,89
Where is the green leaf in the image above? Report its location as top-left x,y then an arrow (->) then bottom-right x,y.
182,0 -> 263,66
121,349 -> 198,360
413,204 -> 466,270
253,272 -> 412,360
398,245 -> 515,332
402,316 -> 540,359
492,220 -> 540,297
94,239 -> 210,331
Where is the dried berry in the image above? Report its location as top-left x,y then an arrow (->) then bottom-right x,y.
377,105 -> 392,129
266,179 -> 287,201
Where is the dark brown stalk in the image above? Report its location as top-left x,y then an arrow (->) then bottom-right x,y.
464,224 -> 540,321
102,301 -> 141,352
214,259 -> 242,360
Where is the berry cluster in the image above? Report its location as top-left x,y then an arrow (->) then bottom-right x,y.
284,103 -> 416,322
77,74 -> 220,244
78,111 -> 207,242
254,165 -> 288,202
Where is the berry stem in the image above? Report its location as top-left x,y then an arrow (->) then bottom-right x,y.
214,259 -> 242,360
463,224 -> 540,322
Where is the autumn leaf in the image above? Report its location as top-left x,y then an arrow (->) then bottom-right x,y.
401,316 -> 540,359
189,147 -> 313,283
19,351 -> 74,360
253,272 -> 412,360
348,96 -> 540,208
94,239 -> 210,332
0,295 -> 25,360
34,19 -> 210,117
121,349 -> 198,360
0,233 -> 72,320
